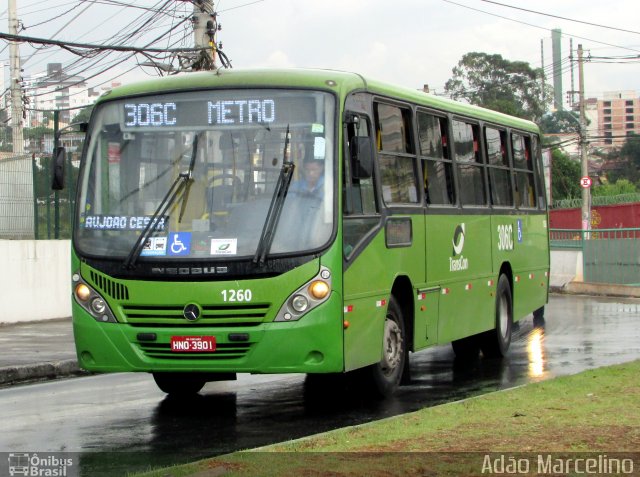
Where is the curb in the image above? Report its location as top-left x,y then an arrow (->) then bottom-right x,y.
0,359 -> 87,386
551,282 -> 640,298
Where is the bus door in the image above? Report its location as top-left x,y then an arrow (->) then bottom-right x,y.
342,98 -> 387,372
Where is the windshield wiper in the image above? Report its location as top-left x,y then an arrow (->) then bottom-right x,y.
253,125 -> 294,266
123,134 -> 199,270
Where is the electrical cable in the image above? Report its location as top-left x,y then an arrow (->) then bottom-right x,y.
479,0 -> 640,36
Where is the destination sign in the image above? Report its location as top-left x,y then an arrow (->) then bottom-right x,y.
83,214 -> 168,231
123,98 -> 276,129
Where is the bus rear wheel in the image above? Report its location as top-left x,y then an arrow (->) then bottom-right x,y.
480,274 -> 513,358
366,296 -> 406,397
152,372 -> 207,396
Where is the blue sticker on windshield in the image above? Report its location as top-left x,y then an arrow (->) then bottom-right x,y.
168,232 -> 191,256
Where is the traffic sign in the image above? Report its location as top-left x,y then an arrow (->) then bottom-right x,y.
580,176 -> 592,188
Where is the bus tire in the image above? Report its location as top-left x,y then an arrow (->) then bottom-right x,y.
367,296 -> 406,397
480,274 -> 513,358
152,372 -> 206,396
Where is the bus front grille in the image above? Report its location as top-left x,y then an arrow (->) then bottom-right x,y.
137,342 -> 252,360
121,303 -> 271,327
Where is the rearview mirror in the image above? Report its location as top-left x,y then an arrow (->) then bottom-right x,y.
51,146 -> 66,190
349,136 -> 373,179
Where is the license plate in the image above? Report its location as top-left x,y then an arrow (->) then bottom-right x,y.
170,336 -> 216,352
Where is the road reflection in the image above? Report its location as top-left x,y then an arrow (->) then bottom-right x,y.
527,320 -> 546,379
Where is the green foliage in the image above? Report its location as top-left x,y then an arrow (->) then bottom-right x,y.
539,111 -> 582,135
551,148 -> 581,201
71,105 -> 94,124
444,52 -> 552,122
592,179 -> 637,197
24,126 -> 54,140
607,133 -> 640,184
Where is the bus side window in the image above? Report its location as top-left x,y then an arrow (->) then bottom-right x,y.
485,127 -> 513,207
374,103 -> 419,205
512,133 -> 536,208
453,120 -> 486,206
531,135 -> 547,209
417,112 -> 455,206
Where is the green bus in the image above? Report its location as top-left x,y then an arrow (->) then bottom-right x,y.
67,68 -> 549,397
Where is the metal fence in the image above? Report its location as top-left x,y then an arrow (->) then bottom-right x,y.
551,193 -> 640,210
550,228 -> 640,285
0,151 -> 78,239
0,153 -> 34,239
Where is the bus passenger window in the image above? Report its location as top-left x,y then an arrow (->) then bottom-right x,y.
485,127 -> 512,207
453,120 -> 486,206
512,133 -> 536,208
417,112 -> 455,206
374,103 -> 419,204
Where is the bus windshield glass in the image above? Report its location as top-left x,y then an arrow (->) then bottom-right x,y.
75,89 -> 335,261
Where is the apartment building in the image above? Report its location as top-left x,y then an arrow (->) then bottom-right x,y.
597,90 -> 640,149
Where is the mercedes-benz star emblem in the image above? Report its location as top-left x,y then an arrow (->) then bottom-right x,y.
183,304 -> 201,322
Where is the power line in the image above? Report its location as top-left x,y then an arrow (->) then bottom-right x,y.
479,0 -> 640,36
441,0 -> 640,54
0,31 -> 200,54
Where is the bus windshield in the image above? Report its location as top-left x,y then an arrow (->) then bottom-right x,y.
75,89 -> 335,262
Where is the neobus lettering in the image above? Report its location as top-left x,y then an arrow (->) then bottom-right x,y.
207,99 -> 275,124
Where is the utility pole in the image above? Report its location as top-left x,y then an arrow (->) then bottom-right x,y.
192,0 -> 217,70
540,39 -> 545,106
578,44 -> 590,234
8,0 -> 24,153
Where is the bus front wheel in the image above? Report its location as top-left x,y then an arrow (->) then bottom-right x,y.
367,296 -> 406,397
152,372 -> 207,396
480,274 -> 513,358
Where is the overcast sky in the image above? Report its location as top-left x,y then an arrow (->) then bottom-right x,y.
2,0 -> 639,105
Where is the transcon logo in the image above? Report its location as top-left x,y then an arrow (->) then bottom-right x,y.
151,267 -> 228,275
450,223 -> 469,272
452,223 -> 466,255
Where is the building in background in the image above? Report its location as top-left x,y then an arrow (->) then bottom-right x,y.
597,91 -> 640,149
25,63 -> 98,126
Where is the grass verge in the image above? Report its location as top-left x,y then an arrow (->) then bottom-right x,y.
136,360 -> 640,476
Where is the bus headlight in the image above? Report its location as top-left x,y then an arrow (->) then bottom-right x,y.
73,272 -> 118,323
291,295 -> 309,312
309,280 -> 330,299
91,297 -> 107,314
275,266 -> 332,322
75,284 -> 91,302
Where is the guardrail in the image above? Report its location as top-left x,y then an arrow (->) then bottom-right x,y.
550,228 -> 640,285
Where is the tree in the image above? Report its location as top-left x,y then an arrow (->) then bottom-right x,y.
607,133 -> 640,185
551,148 -> 581,202
71,105 -> 94,124
539,111 -> 582,135
444,52 -> 551,122
592,179 -> 637,197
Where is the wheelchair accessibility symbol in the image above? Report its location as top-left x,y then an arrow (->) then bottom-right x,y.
168,232 -> 191,256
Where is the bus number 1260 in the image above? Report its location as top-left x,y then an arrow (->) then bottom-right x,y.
221,289 -> 253,302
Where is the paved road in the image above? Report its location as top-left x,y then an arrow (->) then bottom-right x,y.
1,294 -> 639,476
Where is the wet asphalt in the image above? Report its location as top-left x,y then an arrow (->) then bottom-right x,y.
1,294 -> 640,476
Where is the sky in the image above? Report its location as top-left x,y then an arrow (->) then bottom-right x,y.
1,0 -> 639,107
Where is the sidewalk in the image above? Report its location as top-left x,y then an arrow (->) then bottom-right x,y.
0,318 -> 86,386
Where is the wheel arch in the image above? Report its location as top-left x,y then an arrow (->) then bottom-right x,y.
390,275 -> 414,352
498,262 -> 513,297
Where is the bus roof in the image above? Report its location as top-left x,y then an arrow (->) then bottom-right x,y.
97,68 -> 539,133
